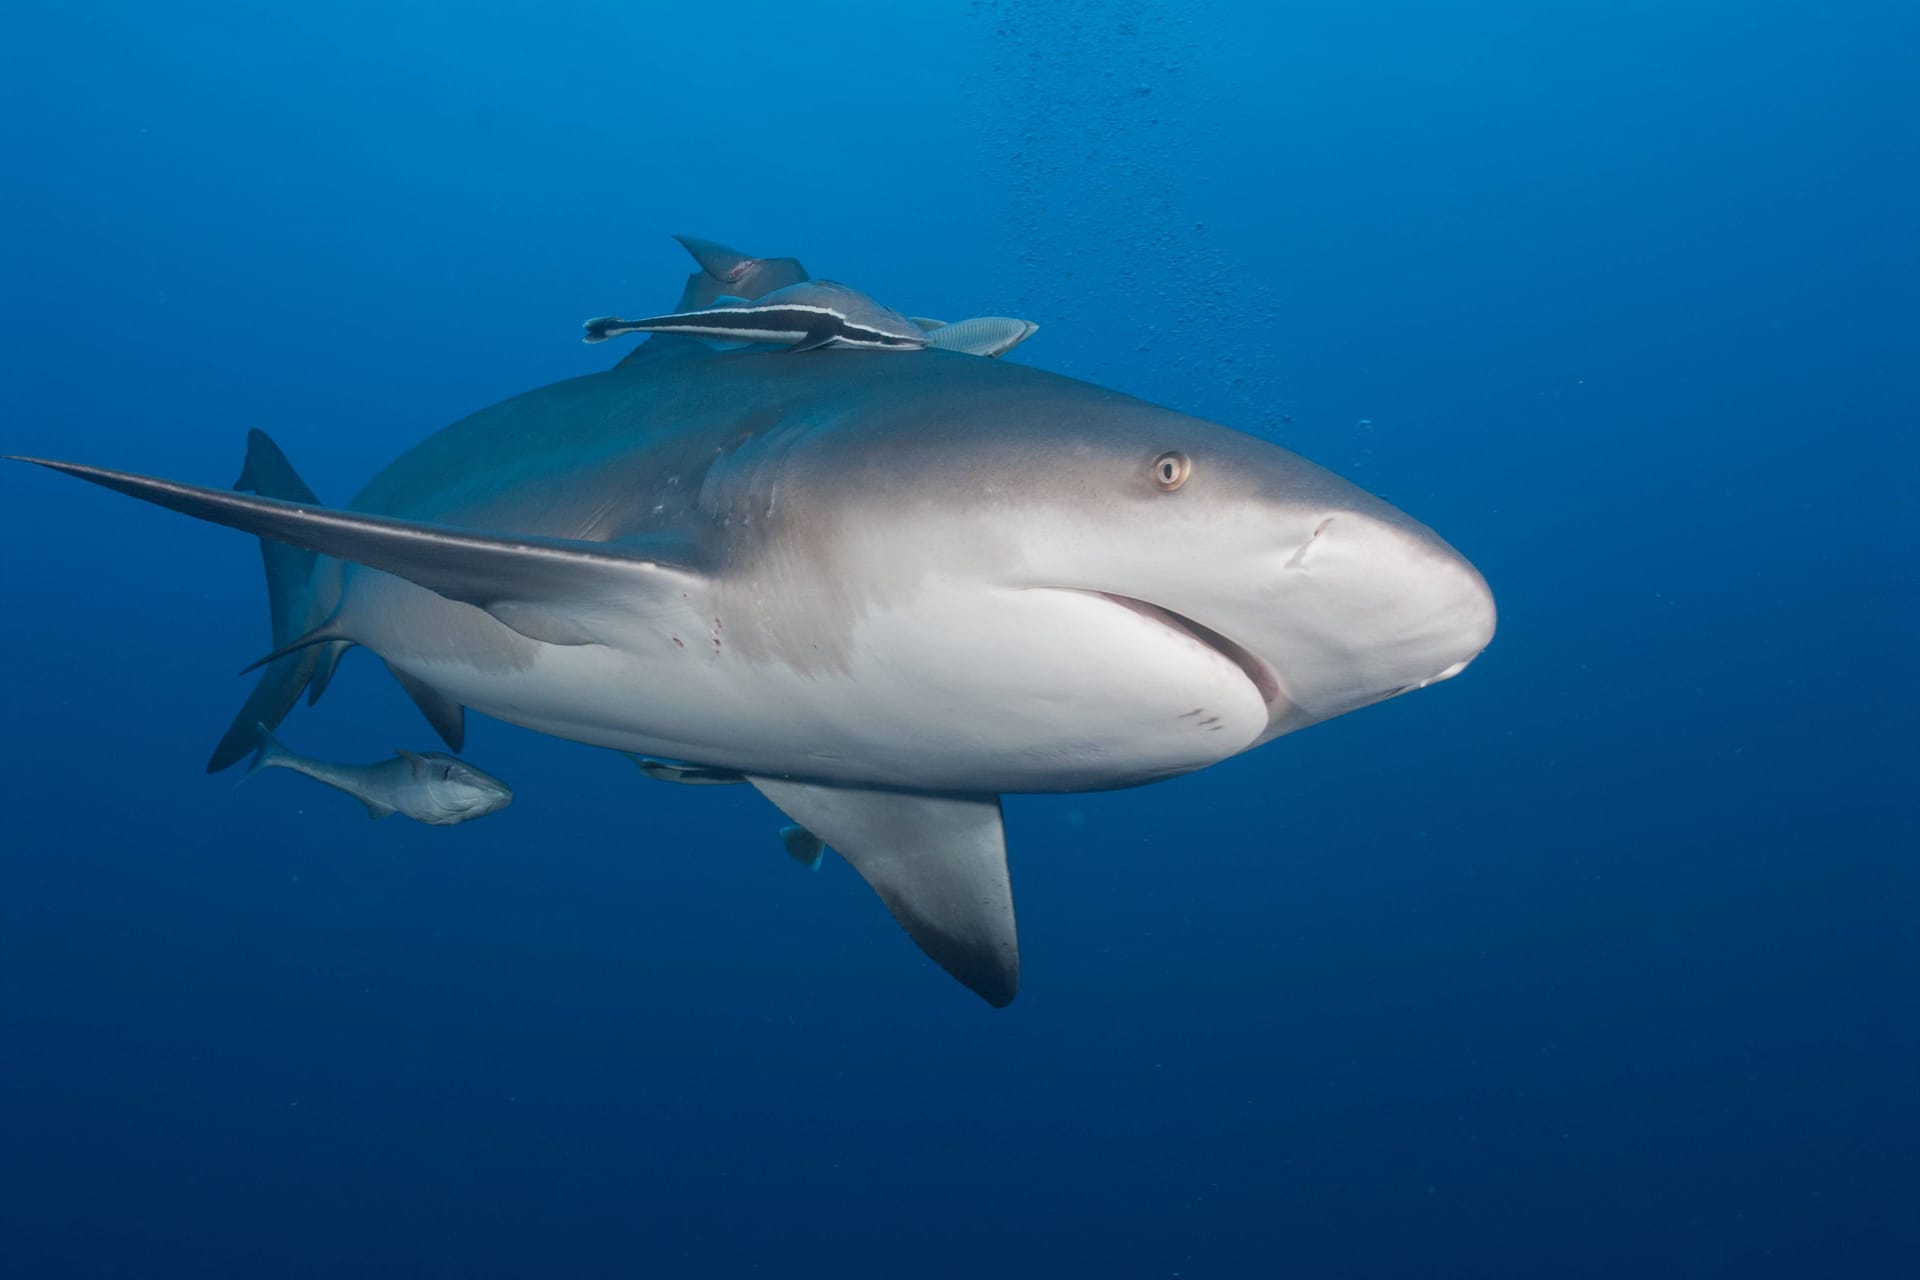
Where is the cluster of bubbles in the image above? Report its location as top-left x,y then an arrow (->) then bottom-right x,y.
966,0 -> 1290,440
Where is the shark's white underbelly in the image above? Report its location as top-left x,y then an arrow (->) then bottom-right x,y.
347,570 -> 1269,793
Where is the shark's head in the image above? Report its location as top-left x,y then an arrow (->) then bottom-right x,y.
1051,409 -> 1498,745
414,752 -> 515,824
782,359 -> 1496,763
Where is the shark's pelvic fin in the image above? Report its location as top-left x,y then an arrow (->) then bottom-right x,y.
386,664 -> 465,752
747,777 -> 1019,1007
623,754 -> 746,785
8,456 -> 712,651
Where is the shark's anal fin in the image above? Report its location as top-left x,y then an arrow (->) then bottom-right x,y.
386,664 -> 465,752
748,778 -> 1018,1007
8,457 -> 711,650
307,639 -> 353,705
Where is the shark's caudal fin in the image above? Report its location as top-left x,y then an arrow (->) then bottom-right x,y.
206,431 -> 342,772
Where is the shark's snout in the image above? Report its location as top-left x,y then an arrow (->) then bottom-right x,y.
1248,506 -> 1495,735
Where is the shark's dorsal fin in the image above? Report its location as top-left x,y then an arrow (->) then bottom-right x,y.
387,665 -> 465,752
10,457 -> 712,651
669,234 -> 809,313
747,777 -> 1019,1007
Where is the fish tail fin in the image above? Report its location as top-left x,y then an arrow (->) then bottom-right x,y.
207,429 -> 345,772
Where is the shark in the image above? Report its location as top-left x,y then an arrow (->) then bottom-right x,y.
7,236 -> 1495,1007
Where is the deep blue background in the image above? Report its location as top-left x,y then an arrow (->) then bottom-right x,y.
2,2 -> 1914,1276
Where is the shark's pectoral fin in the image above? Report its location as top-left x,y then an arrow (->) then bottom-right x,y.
386,665 -> 465,752
10,457 -> 711,649
748,778 -> 1018,1007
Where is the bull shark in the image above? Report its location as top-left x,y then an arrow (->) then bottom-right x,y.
7,235 -> 1495,1007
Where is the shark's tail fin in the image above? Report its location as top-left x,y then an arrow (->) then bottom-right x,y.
206,430 -> 343,773
241,722 -> 291,781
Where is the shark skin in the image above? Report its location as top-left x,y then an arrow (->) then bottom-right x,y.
10,295 -> 1495,1007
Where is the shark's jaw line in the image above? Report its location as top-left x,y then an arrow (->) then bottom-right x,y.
1085,591 -> 1284,709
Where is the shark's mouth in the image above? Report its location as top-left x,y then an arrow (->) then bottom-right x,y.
1095,593 -> 1283,708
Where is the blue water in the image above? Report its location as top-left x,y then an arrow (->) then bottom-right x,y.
2,2 -> 1913,1275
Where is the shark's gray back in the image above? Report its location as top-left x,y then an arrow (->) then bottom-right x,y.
344,345 -> 1159,542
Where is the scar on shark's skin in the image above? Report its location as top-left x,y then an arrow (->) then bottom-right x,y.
1285,517 -> 1336,570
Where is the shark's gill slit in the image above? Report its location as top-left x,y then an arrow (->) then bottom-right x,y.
1094,592 -> 1281,707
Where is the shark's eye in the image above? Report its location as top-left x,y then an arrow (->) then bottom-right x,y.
1151,450 -> 1191,491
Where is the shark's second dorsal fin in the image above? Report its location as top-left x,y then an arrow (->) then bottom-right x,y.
747,777 -> 1019,1007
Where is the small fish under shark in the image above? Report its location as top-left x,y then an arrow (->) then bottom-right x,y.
246,727 -> 512,825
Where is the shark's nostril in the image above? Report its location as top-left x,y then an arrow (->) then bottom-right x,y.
1283,516 -> 1336,570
